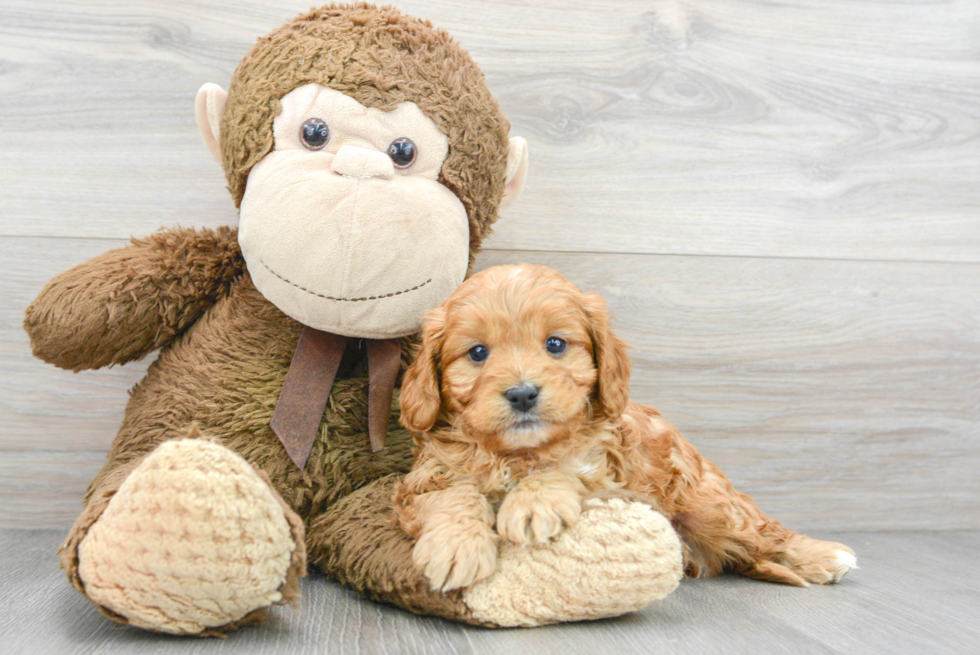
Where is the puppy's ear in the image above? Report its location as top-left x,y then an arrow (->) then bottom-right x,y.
400,306 -> 447,433
583,293 -> 631,420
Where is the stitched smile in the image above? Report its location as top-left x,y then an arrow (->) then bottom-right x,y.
260,260 -> 432,302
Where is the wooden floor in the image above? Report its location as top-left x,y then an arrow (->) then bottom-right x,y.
1,529 -> 978,654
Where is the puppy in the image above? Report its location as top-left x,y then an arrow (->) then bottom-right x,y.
394,264 -> 856,592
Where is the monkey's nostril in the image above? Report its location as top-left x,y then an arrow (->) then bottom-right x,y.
504,383 -> 539,413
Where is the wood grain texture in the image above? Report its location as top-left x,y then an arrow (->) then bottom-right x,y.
0,238 -> 150,453
0,1 -> 978,532
1,529 -> 978,654
0,0 -> 978,261
3,239 -> 977,529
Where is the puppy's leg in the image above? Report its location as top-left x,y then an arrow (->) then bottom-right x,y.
399,484 -> 498,592
497,470 -> 586,545
673,458 -> 856,586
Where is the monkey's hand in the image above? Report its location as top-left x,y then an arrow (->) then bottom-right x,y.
24,226 -> 243,371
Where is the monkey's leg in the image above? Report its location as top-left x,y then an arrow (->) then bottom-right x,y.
308,477 -> 684,627
60,434 -> 305,635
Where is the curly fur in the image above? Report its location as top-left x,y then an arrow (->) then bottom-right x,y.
395,264 -> 857,590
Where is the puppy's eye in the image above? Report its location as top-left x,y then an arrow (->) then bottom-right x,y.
545,337 -> 567,355
388,137 -> 417,169
468,344 -> 489,363
300,118 -> 330,150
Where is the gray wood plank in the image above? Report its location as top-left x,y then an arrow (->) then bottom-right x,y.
2,237 -> 977,530
0,529 -> 977,654
0,450 -> 106,529
0,0 -> 977,262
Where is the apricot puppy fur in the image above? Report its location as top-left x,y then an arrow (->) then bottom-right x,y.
394,264 -> 856,592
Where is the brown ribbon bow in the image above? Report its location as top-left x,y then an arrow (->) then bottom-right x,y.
271,326 -> 401,470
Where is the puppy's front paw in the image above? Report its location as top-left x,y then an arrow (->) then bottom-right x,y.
412,521 -> 498,592
497,486 -> 582,545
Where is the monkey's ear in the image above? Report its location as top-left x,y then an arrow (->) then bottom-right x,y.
500,137 -> 529,211
195,83 -> 228,164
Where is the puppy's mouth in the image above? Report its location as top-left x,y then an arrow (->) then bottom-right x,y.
510,418 -> 544,432
498,415 -> 552,450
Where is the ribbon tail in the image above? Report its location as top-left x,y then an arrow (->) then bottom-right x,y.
271,327 -> 348,469
366,338 -> 402,452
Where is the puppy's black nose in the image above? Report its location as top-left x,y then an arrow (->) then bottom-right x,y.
504,384 -> 539,412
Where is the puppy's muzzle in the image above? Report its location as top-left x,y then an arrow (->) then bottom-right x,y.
504,383 -> 539,413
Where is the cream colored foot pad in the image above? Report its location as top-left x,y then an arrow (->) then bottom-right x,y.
78,438 -> 296,634
464,497 -> 684,627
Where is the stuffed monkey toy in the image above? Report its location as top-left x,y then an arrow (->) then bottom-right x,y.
24,4 -> 683,634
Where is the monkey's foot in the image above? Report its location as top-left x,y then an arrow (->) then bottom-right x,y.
309,478 -> 682,628
463,495 -> 684,626
76,438 -> 305,635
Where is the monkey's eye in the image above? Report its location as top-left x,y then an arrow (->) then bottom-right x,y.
300,118 -> 330,150
468,344 -> 489,364
545,337 -> 567,355
387,137 -> 417,169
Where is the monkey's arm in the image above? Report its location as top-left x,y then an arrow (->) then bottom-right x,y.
24,226 -> 243,371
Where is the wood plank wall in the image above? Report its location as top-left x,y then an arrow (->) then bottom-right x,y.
1,0 -> 977,530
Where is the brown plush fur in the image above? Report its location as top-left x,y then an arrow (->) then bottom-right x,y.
221,2 -> 510,261
24,227 -> 243,371
308,474 -> 476,623
34,228 -> 425,629
24,3 -> 515,632
395,265 -> 856,591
